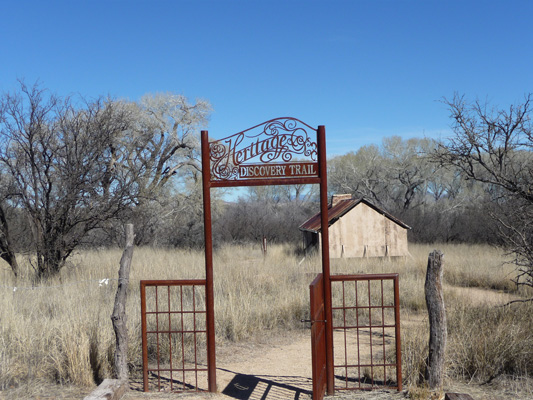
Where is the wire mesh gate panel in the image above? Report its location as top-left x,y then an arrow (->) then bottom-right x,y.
330,274 -> 402,392
310,273 -> 327,400
140,280 -> 208,393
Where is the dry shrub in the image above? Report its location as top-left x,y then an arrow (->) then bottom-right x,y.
0,253 -> 120,389
447,301 -> 533,383
407,384 -> 444,400
402,326 -> 428,389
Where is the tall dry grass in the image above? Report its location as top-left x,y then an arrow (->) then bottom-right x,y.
0,244 -> 318,390
0,242 -> 531,392
447,301 -> 533,382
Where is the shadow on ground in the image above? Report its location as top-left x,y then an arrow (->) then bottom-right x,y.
220,368 -> 312,400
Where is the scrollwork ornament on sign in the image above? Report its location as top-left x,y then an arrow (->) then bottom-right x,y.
210,117 -> 318,181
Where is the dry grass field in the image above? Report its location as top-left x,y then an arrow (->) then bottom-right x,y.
1,243 -> 532,399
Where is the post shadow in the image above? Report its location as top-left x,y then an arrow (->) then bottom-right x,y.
220,369 -> 312,400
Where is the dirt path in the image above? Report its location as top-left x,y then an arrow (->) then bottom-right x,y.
124,330 -> 404,400
122,326 -> 532,400
125,331 -> 313,400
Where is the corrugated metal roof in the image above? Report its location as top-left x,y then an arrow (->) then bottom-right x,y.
299,197 -> 411,233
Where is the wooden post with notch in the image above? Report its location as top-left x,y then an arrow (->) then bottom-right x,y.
111,223 -> 135,381
425,250 -> 447,390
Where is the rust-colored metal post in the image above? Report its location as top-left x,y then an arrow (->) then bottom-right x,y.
140,281 -> 148,392
201,131 -> 217,392
394,274 -> 403,391
317,125 -> 334,395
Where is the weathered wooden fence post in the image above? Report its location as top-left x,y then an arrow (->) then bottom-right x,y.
262,236 -> 267,257
425,250 -> 447,391
111,224 -> 135,382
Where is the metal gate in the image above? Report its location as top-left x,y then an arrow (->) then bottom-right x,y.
140,280 -> 210,393
330,274 -> 402,392
309,273 -> 327,400
308,273 -> 402,398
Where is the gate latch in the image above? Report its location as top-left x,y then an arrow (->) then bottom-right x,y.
301,319 -> 326,324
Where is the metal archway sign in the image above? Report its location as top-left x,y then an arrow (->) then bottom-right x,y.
201,117 -> 333,395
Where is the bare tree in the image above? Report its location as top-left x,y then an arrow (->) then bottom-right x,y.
0,82 -> 136,278
115,94 -> 211,245
381,136 -> 435,210
435,93 -> 533,290
0,201 -> 18,276
119,93 -> 211,199
327,135 -> 500,244
0,83 -> 213,278
328,144 -> 389,207
0,170 -> 19,275
328,138 -> 437,211
246,183 -> 318,204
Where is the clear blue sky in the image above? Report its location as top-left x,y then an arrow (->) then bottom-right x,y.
1,0 -> 532,156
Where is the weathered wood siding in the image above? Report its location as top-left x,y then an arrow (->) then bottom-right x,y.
311,202 -> 409,258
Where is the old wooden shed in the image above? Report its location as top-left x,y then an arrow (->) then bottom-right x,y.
300,194 -> 411,258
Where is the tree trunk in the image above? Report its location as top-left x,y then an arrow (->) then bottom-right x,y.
425,250 -> 447,390
111,224 -> 135,381
37,245 -> 65,279
0,204 -> 18,277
